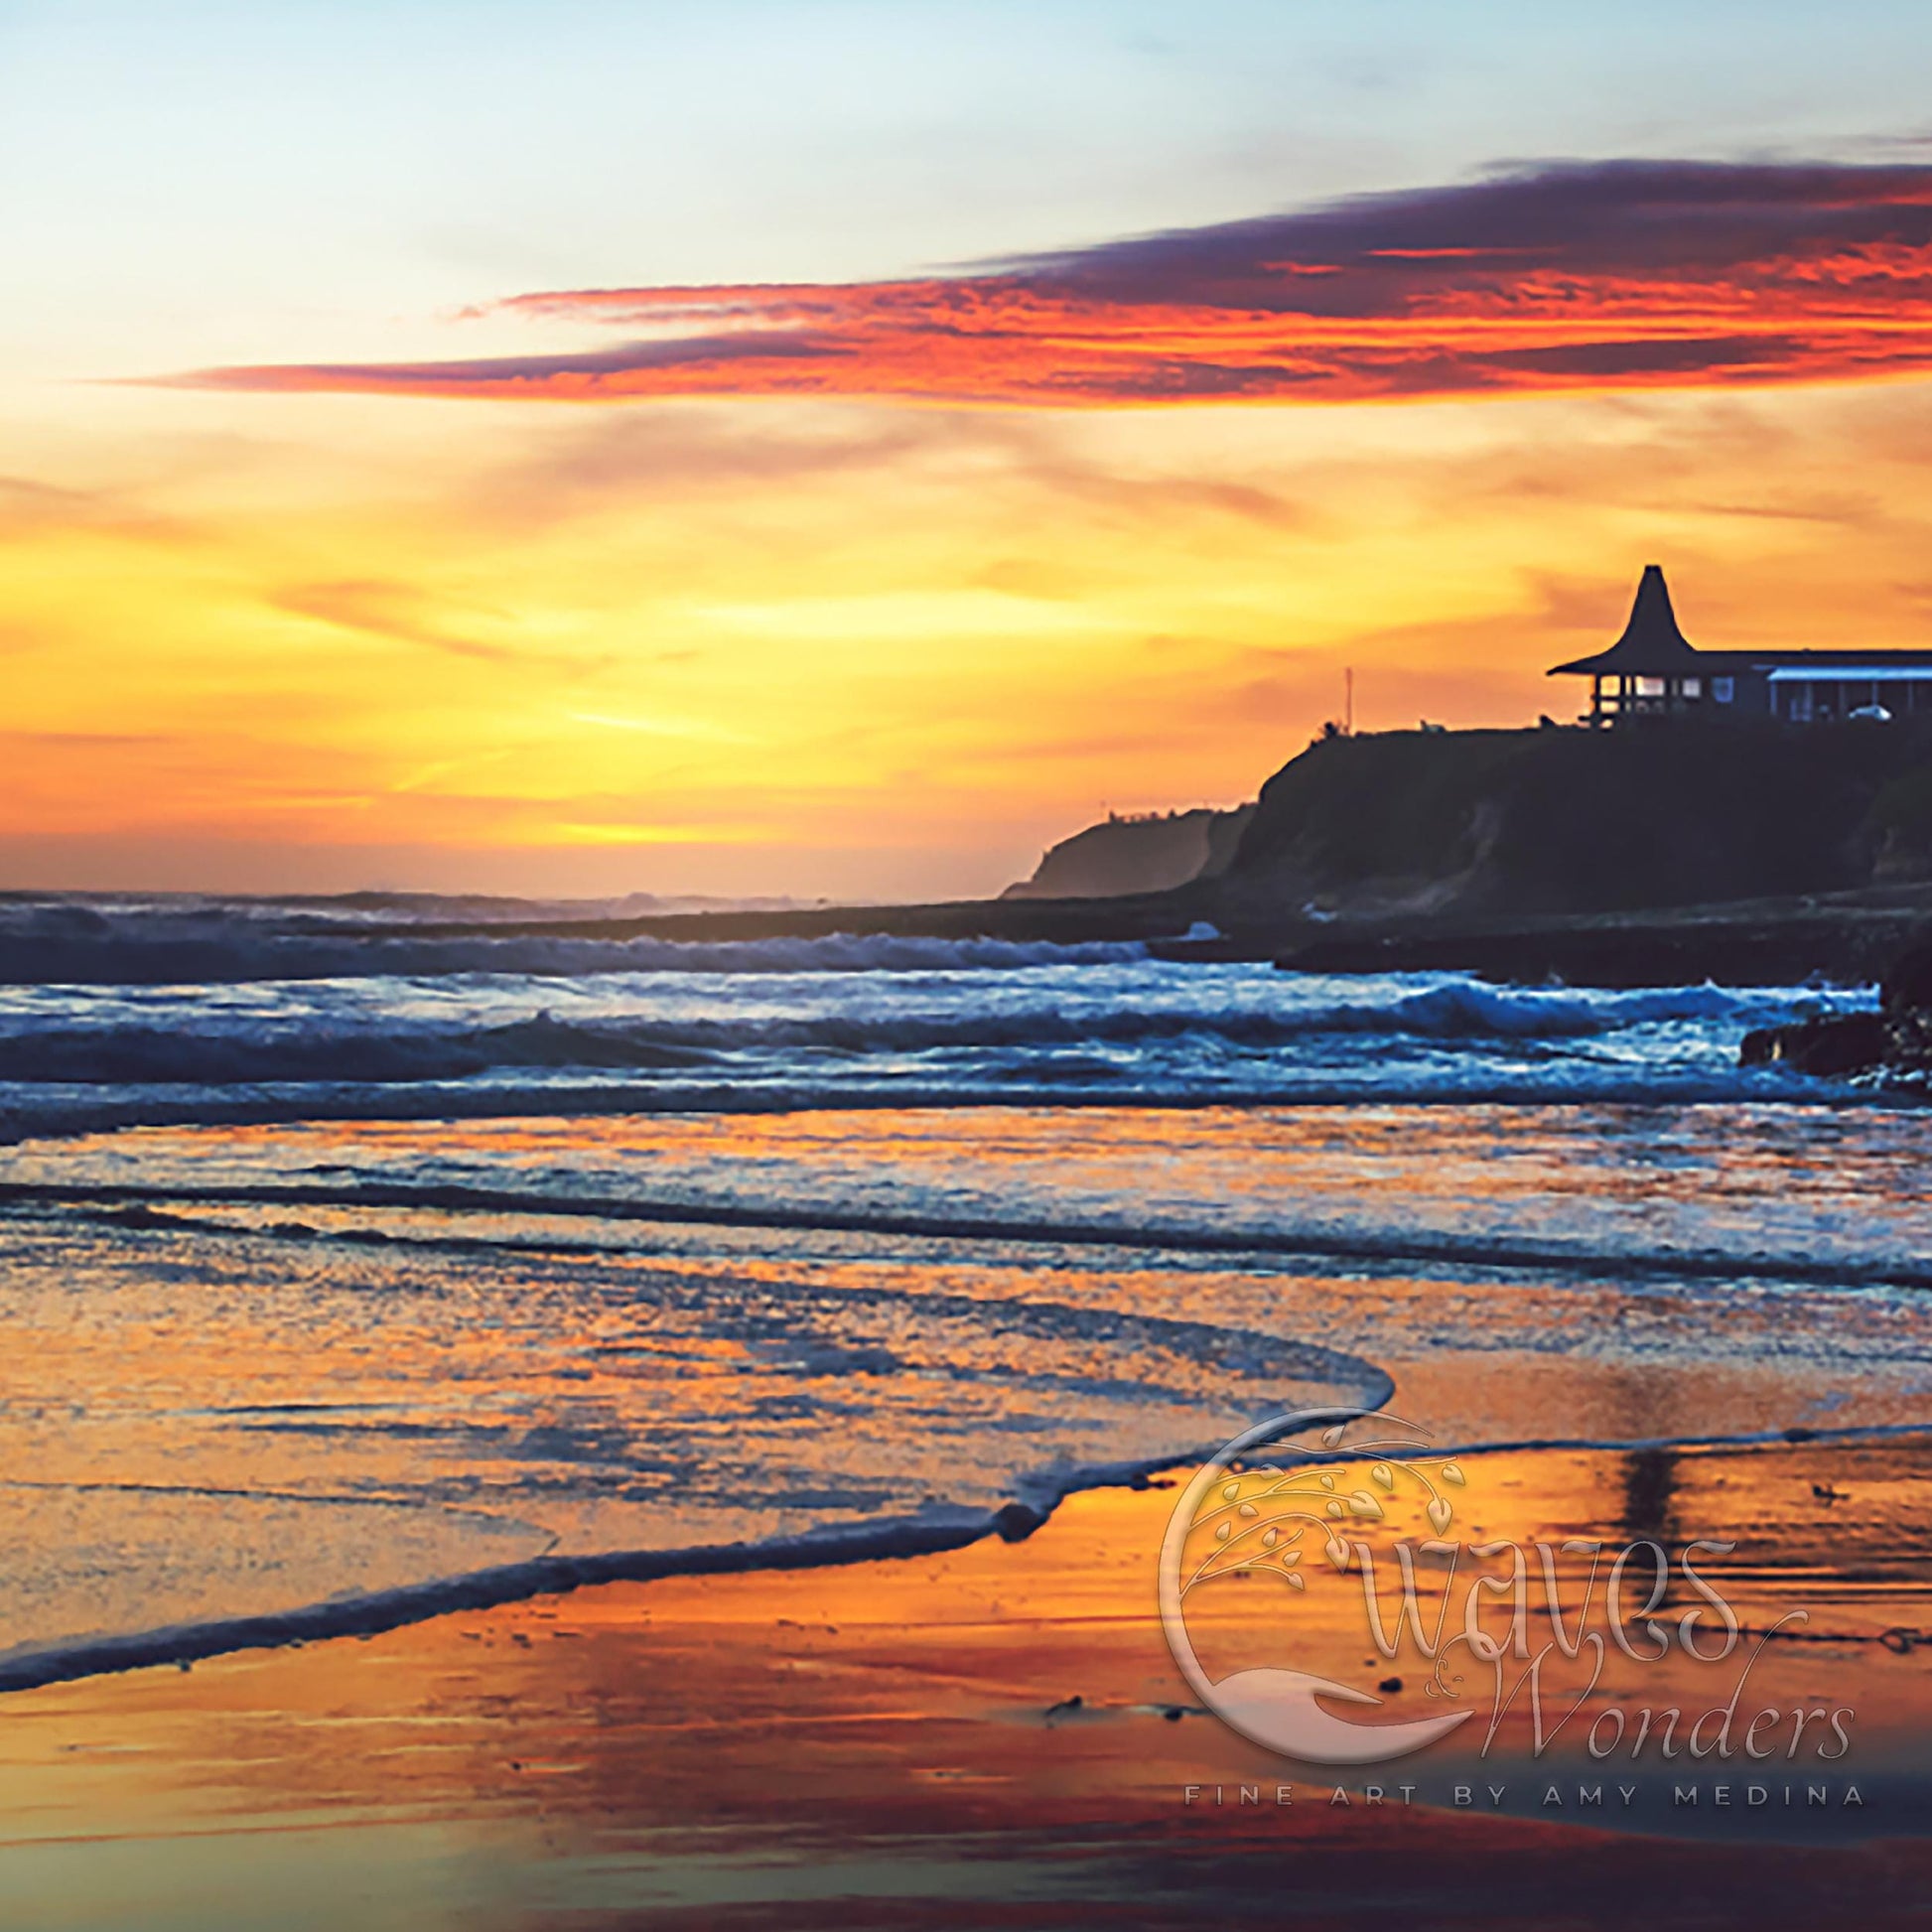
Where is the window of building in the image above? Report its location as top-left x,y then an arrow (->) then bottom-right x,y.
1712,677 -> 1733,704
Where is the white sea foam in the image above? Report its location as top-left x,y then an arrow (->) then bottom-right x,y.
9,1415 -> 1929,1700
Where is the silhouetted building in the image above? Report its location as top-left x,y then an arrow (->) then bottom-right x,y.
1549,565 -> 1932,727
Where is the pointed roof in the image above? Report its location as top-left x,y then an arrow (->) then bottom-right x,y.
1548,565 -> 1700,676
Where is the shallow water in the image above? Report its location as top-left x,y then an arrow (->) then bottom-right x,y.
0,895 -> 1926,1692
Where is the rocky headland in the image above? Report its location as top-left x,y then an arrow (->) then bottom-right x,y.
1002,804 -> 1252,900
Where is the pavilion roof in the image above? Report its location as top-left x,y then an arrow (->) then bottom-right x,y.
1548,565 -> 1700,677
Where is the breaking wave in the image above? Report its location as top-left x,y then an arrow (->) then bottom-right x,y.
0,981 -> 1821,1088
0,901 -> 1153,986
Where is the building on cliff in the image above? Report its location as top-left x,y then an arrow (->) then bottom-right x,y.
1549,565 -> 1932,728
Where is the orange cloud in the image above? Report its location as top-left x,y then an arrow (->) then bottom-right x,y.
269,579 -> 517,663
186,161 -> 1932,408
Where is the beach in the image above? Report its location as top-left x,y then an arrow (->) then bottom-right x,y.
4,1448 -> 1929,1930
1,897 -> 1928,1923
15,1 -> 1932,1916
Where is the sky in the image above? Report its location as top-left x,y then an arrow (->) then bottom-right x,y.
5,1 -> 1932,899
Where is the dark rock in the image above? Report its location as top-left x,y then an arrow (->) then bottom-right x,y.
1739,1012 -> 1889,1076
992,1500 -> 1046,1543
1741,933 -> 1932,1082
1881,940 -> 1932,1015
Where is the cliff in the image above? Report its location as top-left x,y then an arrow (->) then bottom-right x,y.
1219,719 -> 1932,920
1003,804 -> 1252,900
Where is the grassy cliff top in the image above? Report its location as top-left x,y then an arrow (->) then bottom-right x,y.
1227,719 -> 1932,918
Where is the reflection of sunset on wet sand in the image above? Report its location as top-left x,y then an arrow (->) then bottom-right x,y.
4,1441 -> 1928,1929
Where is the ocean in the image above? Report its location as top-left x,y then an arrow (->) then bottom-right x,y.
2,893 -> 1926,1696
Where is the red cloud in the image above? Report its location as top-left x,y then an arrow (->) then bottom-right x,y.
187,160 -> 1932,407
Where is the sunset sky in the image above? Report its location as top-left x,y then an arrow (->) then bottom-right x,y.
7,1 -> 1932,898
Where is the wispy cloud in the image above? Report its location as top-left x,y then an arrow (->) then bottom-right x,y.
269,578 -> 516,662
185,160 -> 1932,408
565,708 -> 752,744
0,475 -> 204,546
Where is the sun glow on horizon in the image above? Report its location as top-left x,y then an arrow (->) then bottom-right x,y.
9,9 -> 1932,897
8,371 -> 1932,897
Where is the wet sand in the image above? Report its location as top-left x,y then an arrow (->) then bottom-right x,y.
5,1103 -> 1929,1925
4,1436 -> 1928,1930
